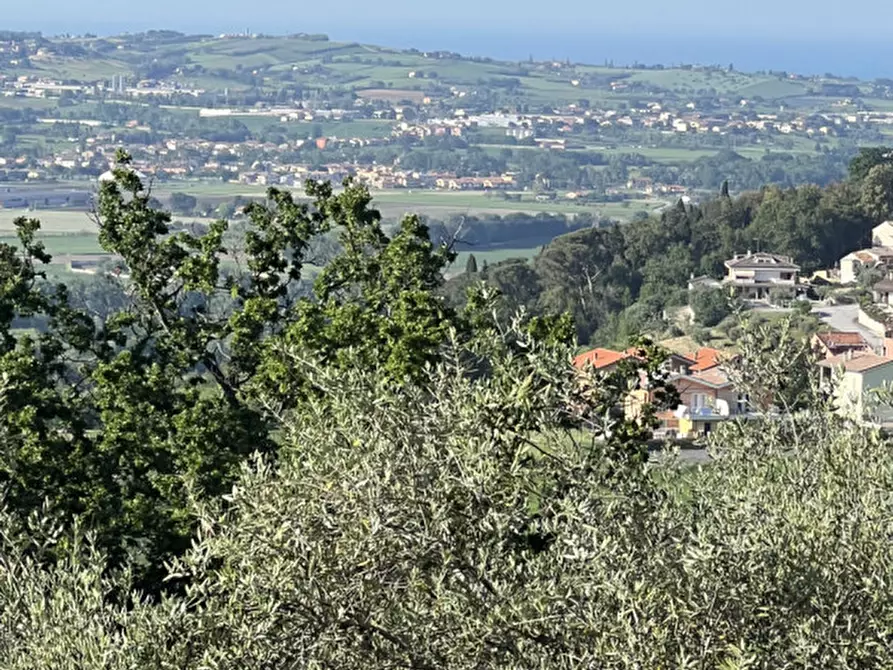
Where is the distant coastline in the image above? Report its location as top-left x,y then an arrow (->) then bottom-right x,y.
6,19 -> 891,80
329,29 -> 892,81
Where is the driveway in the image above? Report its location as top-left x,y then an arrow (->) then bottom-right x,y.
811,304 -> 883,351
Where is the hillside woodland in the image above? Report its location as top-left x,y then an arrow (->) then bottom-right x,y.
1,150 -> 893,667
445,147 -> 893,344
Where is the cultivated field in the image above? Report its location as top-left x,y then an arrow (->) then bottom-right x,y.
145,182 -> 666,220
0,209 -> 98,233
0,232 -> 104,256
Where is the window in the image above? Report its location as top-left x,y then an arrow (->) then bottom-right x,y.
737,394 -> 749,414
691,393 -> 707,410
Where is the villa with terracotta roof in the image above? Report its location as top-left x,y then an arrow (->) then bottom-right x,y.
661,353 -> 746,438
623,347 -> 747,439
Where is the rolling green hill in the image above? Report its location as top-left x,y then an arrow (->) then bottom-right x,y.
2,31 -> 875,111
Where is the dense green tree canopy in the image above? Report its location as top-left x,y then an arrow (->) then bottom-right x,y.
445,161 -> 875,344
2,314 -> 893,668
0,153 -> 475,592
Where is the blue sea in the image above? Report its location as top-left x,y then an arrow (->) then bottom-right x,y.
330,28 -> 893,81
16,18 -> 893,80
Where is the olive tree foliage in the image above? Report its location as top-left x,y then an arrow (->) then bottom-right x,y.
723,314 -> 819,413
4,320 -> 893,668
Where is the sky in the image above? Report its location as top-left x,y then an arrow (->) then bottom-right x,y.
4,0 -> 891,38
4,0 -> 893,76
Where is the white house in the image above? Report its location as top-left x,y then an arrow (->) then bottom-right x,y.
840,248 -> 893,284
838,221 -> 893,284
818,351 -> 893,424
723,252 -> 800,301
873,220 -> 893,247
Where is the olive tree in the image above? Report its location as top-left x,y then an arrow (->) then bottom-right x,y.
8,338 -> 893,668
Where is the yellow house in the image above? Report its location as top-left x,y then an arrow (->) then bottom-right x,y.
622,348 -> 744,439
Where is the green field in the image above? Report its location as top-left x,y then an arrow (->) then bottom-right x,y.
0,230 -> 544,276
0,232 -> 105,256
371,190 -> 600,216
0,209 -> 98,233
369,191 -> 669,220
602,147 -> 720,163
146,182 -> 666,220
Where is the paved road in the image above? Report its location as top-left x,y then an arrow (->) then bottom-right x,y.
649,447 -> 711,465
811,304 -> 884,352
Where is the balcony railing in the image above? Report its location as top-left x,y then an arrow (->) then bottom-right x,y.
723,277 -> 796,286
674,403 -> 732,420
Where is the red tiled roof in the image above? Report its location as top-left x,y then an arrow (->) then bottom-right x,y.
686,347 -> 724,372
573,348 -> 629,370
815,331 -> 870,349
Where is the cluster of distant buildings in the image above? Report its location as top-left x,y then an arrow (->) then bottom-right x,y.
397,104 -> 859,142
0,74 -> 205,99
575,330 -> 893,440
571,233 -> 893,439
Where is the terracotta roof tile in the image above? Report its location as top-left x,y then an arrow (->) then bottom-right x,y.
855,251 -> 878,263
573,348 -> 628,370
686,347 -> 724,372
815,331 -> 870,349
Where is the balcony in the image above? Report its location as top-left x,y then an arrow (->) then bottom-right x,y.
723,277 -> 796,286
674,400 -> 731,421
